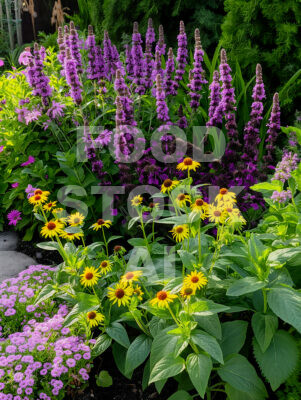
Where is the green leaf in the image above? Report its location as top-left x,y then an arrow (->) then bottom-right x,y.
92,334 -> 112,357
191,299 -> 229,316
253,330 -> 299,391
251,313 -> 278,353
125,334 -> 152,374
36,241 -> 60,251
225,383 -> 261,400
194,313 -> 222,340
112,342 -> 133,379
186,353 -> 212,398
150,326 -> 178,370
106,322 -> 130,348
155,379 -> 167,393
220,321 -> 248,357
218,354 -> 267,399
191,330 -> 223,364
250,181 -> 282,194
227,277 -> 266,296
267,287 -> 301,333
167,391 -> 193,400
96,370 -> 113,387
149,354 -> 185,384
34,284 -> 56,305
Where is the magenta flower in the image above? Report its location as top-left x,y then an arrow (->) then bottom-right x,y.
0,59 -> 4,67
7,210 -> 22,226
21,155 -> 35,166
11,182 -> 19,188
18,47 -> 32,66
0,146 -> 4,153
25,184 -> 36,198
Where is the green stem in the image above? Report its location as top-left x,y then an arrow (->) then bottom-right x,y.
198,219 -> 202,264
262,288 -> 267,313
167,304 -> 181,327
189,340 -> 199,354
139,211 -> 151,252
129,310 -> 150,336
101,227 -> 109,257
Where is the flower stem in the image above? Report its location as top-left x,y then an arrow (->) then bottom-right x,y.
101,227 -> 109,256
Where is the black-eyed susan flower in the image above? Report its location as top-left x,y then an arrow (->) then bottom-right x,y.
99,260 -> 112,275
40,220 -> 64,238
215,188 -> 236,204
208,204 -> 226,224
67,212 -> 85,226
150,290 -> 177,308
29,194 -> 47,206
184,270 -> 208,290
180,285 -> 196,299
107,282 -> 133,307
191,198 -> 208,215
120,270 -> 143,285
161,179 -> 179,193
86,310 -> 104,328
43,201 -> 57,211
133,285 -> 144,301
34,189 -> 50,200
170,224 -> 189,242
113,245 -> 125,254
80,267 -> 101,287
175,193 -> 191,207
60,231 -> 84,241
91,218 -> 112,231
176,157 -> 200,172
131,195 -> 143,206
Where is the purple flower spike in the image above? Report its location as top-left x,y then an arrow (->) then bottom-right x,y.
86,25 -> 105,80
174,21 -> 188,90
264,93 -> 281,165
152,49 -> 164,83
57,27 -> 66,68
144,42 -> 154,89
188,29 -> 207,109
64,49 -> 82,105
177,105 -> 188,129
7,210 -> 22,226
156,74 -> 170,122
125,44 -> 134,76
131,22 -> 146,94
242,64 -> 266,164
165,48 -> 176,96
69,21 -> 83,74
207,70 -> 222,127
272,151 -> 299,182
114,69 -> 136,126
155,25 -> 166,56
146,18 -> 155,48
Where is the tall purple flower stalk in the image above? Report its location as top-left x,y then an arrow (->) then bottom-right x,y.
69,21 -> 83,74
144,42 -> 154,89
64,25 -> 70,49
177,105 -> 188,129
155,74 -> 170,123
57,27 -> 66,67
165,48 -> 176,96
146,18 -> 155,49
114,69 -> 136,126
242,64 -> 266,164
174,21 -> 188,90
103,31 -> 117,80
187,29 -> 207,109
125,44 -> 134,77
131,22 -> 146,94
86,25 -> 105,80
207,70 -> 222,127
26,43 -> 52,106
155,25 -> 166,56
264,92 -> 280,167
152,49 -> 164,83
64,49 -> 82,105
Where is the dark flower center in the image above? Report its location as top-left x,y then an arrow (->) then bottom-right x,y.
214,211 -> 221,217
125,272 -> 134,280
178,194 -> 186,201
195,199 -> 204,206
85,272 -> 94,280
101,261 -> 108,268
191,276 -> 199,283
183,157 -> 193,166
220,188 -> 228,195
115,289 -> 125,299
97,219 -> 105,225
47,222 -> 56,230
114,245 -> 122,252
157,291 -> 167,300
73,218 -> 80,224
226,208 -> 232,212
87,311 -> 96,320
184,287 -> 193,295
34,195 -> 42,201
176,227 -> 184,233
35,190 -> 43,195
163,179 -> 172,187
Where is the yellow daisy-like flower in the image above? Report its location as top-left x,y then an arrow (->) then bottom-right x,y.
86,310 -> 104,328
99,260 -> 112,275
184,270 -> 208,290
180,285 -> 196,299
175,193 -> 191,207
161,179 -> 180,193
150,290 -> 177,308
67,212 -> 85,226
191,198 -> 208,213
176,157 -> 200,172
80,266 -> 101,287
43,201 -> 57,211
91,218 -> 112,231
29,194 -> 47,206
120,270 -> 143,284
60,231 -> 84,241
208,204 -> 226,224
215,188 -> 236,204
40,220 -> 64,238
223,204 -> 240,215
131,195 -> 143,206
34,189 -> 50,199
133,285 -> 144,301
107,282 -> 133,307
170,224 -> 189,242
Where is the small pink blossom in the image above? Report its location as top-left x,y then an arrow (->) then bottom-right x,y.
21,155 -> 35,166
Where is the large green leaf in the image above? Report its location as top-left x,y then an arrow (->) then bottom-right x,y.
34,284 -> 56,305
267,287 -> 301,333
186,353 -> 212,398
149,354 -> 185,384
106,322 -> 130,348
150,325 -> 178,370
191,330 -> 223,364
112,342 -> 133,379
225,383 -> 261,400
251,313 -> 278,353
194,313 -> 222,340
218,354 -> 267,399
167,390 -> 193,400
92,334 -> 112,358
190,300 -> 229,316
220,321 -> 248,357
253,330 -> 299,391
125,334 -> 152,374
227,277 -> 266,296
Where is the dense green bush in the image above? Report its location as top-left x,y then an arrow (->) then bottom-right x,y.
221,0 -> 301,120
